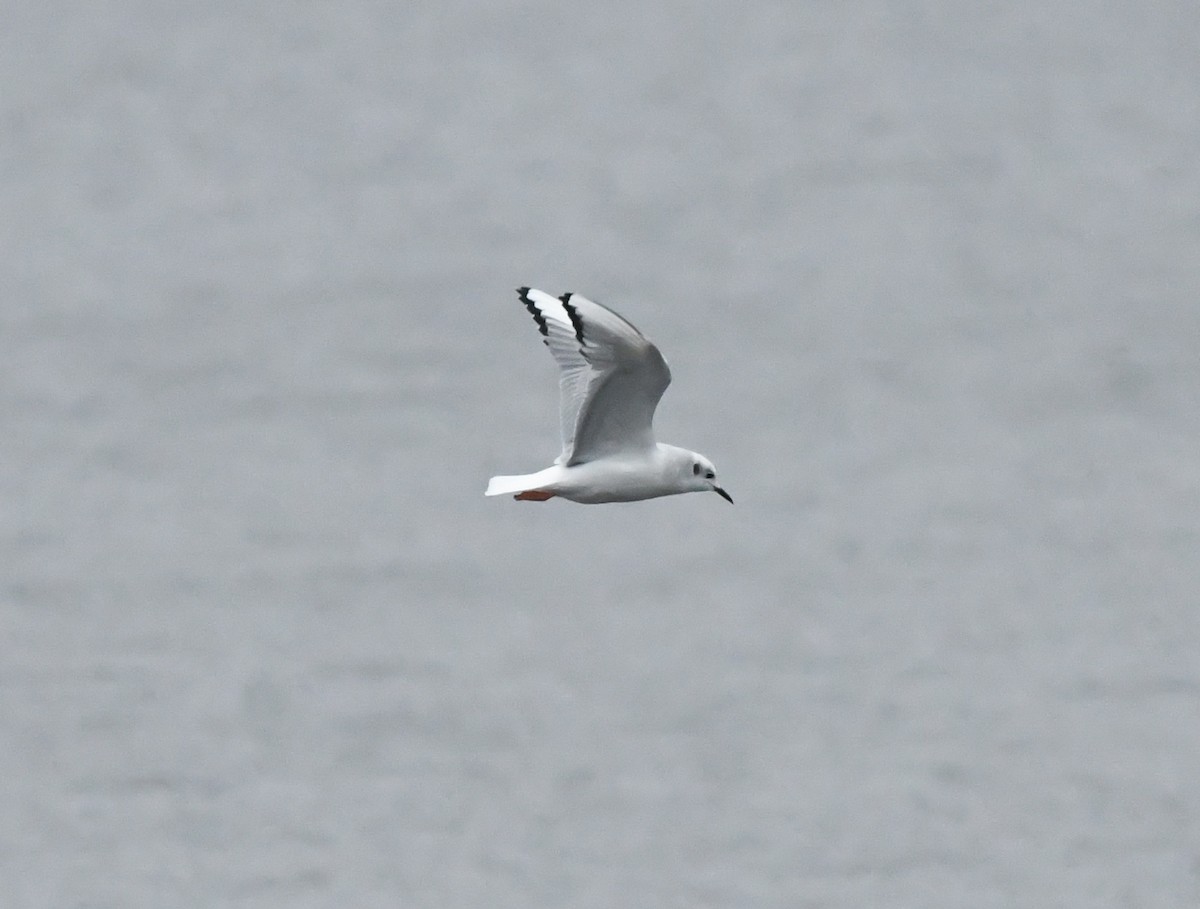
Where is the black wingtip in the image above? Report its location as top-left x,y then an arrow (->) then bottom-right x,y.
558,292 -> 585,345
517,286 -> 550,337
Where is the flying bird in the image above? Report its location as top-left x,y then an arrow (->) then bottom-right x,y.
485,287 -> 732,504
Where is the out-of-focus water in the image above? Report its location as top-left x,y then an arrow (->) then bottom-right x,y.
2,2 -> 1198,906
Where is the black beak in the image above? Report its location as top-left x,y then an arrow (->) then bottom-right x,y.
713,485 -> 734,504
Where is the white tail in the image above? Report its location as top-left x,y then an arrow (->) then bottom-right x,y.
485,466 -> 560,497
485,473 -> 539,497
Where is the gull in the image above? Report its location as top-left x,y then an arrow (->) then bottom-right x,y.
485,287 -> 732,504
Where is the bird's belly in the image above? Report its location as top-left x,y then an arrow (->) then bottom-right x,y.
554,459 -> 670,504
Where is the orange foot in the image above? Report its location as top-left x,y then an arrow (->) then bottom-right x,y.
514,489 -> 556,502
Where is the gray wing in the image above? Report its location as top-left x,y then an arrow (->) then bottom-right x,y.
516,287 -> 672,465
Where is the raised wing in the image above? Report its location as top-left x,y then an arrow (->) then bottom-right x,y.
516,287 -> 672,465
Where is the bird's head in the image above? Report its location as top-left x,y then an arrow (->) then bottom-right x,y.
684,452 -> 733,503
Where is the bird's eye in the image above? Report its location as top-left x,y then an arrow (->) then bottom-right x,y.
692,463 -> 701,476
705,471 -> 715,480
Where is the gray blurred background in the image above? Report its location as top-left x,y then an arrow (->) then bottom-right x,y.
2,1 -> 1198,907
